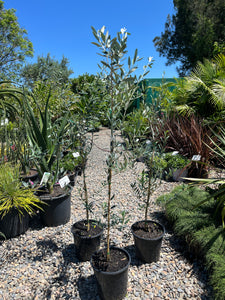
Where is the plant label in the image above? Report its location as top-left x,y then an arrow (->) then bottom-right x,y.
172,151 -> 179,155
192,155 -> 201,161
40,172 -> 51,185
59,175 -> 70,188
72,152 -> 80,158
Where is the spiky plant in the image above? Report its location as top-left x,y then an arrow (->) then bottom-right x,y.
0,163 -> 44,218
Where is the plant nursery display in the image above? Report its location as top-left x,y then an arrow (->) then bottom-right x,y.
90,26 -> 153,300
22,85 -> 72,226
71,99 -> 103,262
160,152 -> 191,182
131,149 -> 165,263
0,163 -> 44,238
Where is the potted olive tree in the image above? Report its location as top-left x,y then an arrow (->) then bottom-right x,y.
130,148 -> 166,263
70,103 -> 103,262
90,26 -> 153,300
22,85 -> 72,227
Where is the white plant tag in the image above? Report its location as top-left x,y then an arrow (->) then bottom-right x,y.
172,151 -> 179,156
72,152 -> 80,158
40,172 -> 50,185
59,175 -> 70,188
192,155 -> 201,161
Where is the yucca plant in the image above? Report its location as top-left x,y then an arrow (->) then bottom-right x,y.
0,163 -> 44,218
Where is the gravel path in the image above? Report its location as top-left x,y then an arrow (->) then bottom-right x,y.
0,128 -> 213,300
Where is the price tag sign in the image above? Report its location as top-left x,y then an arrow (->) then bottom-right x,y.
72,152 -> 80,158
59,175 -> 70,188
172,151 -> 179,156
40,172 -> 50,185
192,155 -> 201,161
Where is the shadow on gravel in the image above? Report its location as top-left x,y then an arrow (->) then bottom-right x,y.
123,244 -> 146,267
33,239 -> 59,261
62,243 -> 80,264
77,274 -> 99,300
152,210 -> 213,299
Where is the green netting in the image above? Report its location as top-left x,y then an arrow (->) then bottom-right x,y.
134,78 -> 178,108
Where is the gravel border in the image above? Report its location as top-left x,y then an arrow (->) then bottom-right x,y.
0,128 -> 213,299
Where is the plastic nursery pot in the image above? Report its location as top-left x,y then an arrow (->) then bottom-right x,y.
0,208 -> 30,239
91,247 -> 131,300
131,220 -> 165,263
37,185 -> 72,227
71,219 -> 103,261
172,168 -> 188,182
20,168 -> 39,183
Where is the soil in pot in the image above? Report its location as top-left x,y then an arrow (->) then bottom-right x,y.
131,220 -> 165,263
91,247 -> 131,300
71,219 -> 103,261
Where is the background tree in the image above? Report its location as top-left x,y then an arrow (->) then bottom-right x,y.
153,0 -> 225,76
0,1 -> 33,80
70,73 -> 109,126
20,53 -> 73,89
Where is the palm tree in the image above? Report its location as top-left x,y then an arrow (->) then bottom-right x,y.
172,54 -> 225,120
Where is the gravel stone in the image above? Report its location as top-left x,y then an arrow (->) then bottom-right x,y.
0,128 -> 213,299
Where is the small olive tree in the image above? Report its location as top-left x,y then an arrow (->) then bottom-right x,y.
92,26 -> 153,260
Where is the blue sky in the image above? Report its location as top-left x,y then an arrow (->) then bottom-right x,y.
5,0 -> 179,79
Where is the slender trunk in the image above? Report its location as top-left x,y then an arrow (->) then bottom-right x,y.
145,151 -> 154,230
83,165 -> 90,231
107,62 -> 114,261
107,165 -> 112,261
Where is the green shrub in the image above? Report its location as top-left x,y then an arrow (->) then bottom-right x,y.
157,184 -> 225,300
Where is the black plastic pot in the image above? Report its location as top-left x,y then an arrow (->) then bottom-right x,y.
38,185 -> 72,227
91,247 -> 131,300
0,209 -> 29,239
131,220 -> 165,263
71,219 -> 103,261
20,168 -> 39,183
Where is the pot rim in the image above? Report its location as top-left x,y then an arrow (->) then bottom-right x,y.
131,220 -> 165,241
36,184 -> 72,201
71,219 -> 103,239
90,246 -> 131,276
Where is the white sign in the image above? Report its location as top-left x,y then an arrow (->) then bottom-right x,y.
192,155 -> 201,161
40,172 -> 50,185
59,175 -> 70,188
72,152 -> 80,158
172,151 -> 179,156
